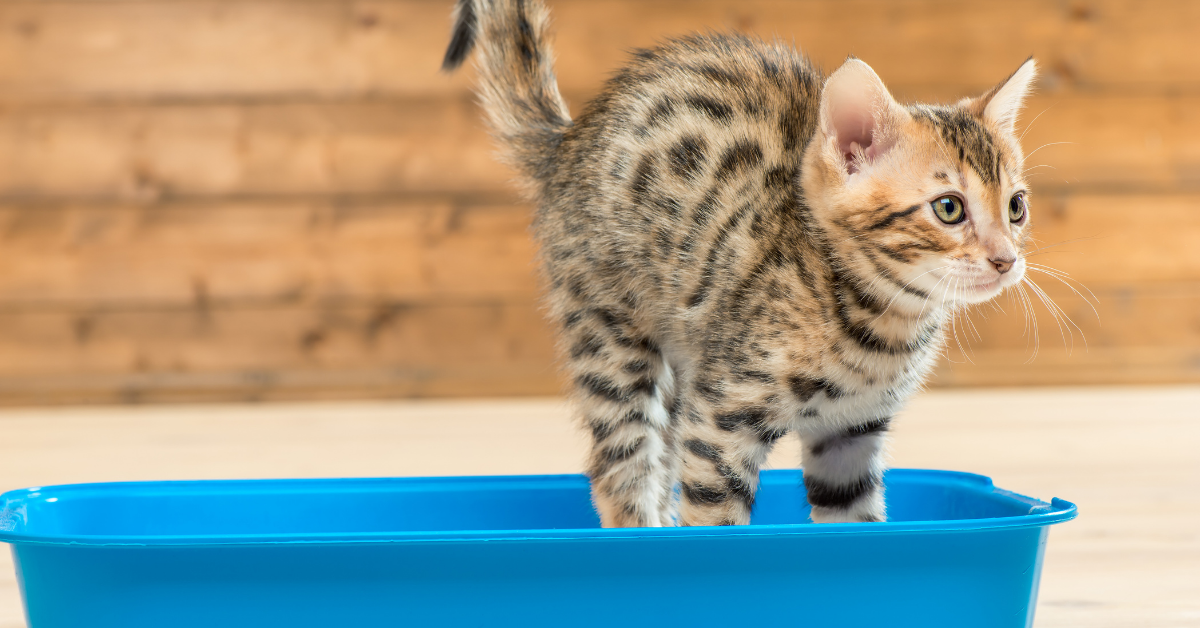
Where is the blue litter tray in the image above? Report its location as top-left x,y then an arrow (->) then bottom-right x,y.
0,469 -> 1074,628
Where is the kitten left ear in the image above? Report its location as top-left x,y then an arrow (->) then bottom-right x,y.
820,58 -> 904,176
969,58 -> 1038,135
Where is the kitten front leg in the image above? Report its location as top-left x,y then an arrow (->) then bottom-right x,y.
799,418 -> 891,523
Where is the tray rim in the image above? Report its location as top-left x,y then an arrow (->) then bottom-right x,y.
0,468 -> 1077,547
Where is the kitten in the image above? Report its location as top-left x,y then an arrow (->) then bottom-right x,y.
443,0 -> 1035,527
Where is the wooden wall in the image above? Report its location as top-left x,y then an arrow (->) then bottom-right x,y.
0,0 -> 1196,404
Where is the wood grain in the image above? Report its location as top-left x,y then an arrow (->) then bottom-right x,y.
944,282 -> 1199,351
0,1 -> 1197,102
0,1 -> 475,101
0,301 -> 562,404
0,193 -> 1193,307
0,94 -> 1197,200
0,199 -> 536,306
0,99 -> 510,199
0,301 -> 557,373
1027,194 -> 1200,286
938,282 -> 1200,385
0,279 -> 1194,403
0,0 -> 1193,400
0,193 -> 1196,399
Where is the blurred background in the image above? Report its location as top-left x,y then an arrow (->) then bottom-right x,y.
0,0 -> 1195,404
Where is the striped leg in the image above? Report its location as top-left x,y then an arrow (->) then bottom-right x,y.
563,306 -> 675,528
799,418 -> 891,523
676,398 -> 787,526
653,389 -> 684,525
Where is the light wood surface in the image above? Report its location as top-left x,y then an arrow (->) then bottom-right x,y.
0,387 -> 1197,627
0,0 -> 1197,402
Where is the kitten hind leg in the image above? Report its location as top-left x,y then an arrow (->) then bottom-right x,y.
652,376 -> 682,525
564,308 -> 674,528
799,418 -> 891,523
675,395 -> 784,526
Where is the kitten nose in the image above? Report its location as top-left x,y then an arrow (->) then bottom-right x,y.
990,256 -> 1015,274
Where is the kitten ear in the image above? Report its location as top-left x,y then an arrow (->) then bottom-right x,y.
820,58 -> 902,176
970,58 -> 1038,134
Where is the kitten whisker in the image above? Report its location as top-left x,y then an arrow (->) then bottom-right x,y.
1026,263 -> 1101,314
1003,289 -> 1023,337
918,270 -> 954,321
1014,283 -> 1039,362
1020,164 -> 1058,176
959,283 -> 982,349
1040,280 -> 1090,344
941,278 -> 972,364
953,281 -> 979,361
871,264 -> 950,322
961,299 -> 983,344
1024,284 -> 1041,363
1019,104 -> 1055,143
1025,276 -> 1088,354
956,281 -> 979,362
1020,171 -> 1068,183
1008,287 -> 1026,340
1024,278 -> 1072,352
1024,141 -> 1074,161
1026,274 -> 1101,332
1023,235 -> 1101,257
1024,250 -> 1082,259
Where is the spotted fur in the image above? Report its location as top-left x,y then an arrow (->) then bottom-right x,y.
445,0 -> 1037,526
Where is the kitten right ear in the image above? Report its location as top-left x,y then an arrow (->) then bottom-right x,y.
968,58 -> 1038,135
820,58 -> 902,176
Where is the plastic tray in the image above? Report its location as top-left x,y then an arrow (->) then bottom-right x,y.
0,469 -> 1075,627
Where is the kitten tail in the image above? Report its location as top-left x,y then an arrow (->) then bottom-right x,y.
442,0 -> 572,185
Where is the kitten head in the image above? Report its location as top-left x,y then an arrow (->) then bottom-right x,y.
803,57 -> 1038,311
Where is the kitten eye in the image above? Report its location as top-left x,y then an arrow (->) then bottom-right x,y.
931,195 -> 965,224
1009,193 -> 1027,223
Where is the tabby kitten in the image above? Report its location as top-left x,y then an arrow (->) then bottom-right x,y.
443,0 -> 1036,527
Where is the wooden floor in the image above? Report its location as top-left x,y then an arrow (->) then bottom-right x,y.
0,387 -> 1197,627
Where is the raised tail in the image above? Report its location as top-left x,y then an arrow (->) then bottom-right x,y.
442,0 -> 571,184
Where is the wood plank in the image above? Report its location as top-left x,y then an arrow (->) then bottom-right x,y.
0,199 -> 538,306
929,282 -> 1200,386
0,192 -> 1195,307
0,93 -> 1197,200
0,193 -> 1195,395
1017,95 -> 1200,195
0,1 -> 475,101
0,365 -> 562,406
0,1 -> 1196,102
1018,193 -> 1200,286
0,301 -> 561,404
931,345 -> 1200,387
0,280 -> 1194,404
0,99 -> 512,198
0,188 -> 1193,303
553,0 -> 1200,96
940,282 -> 1200,353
